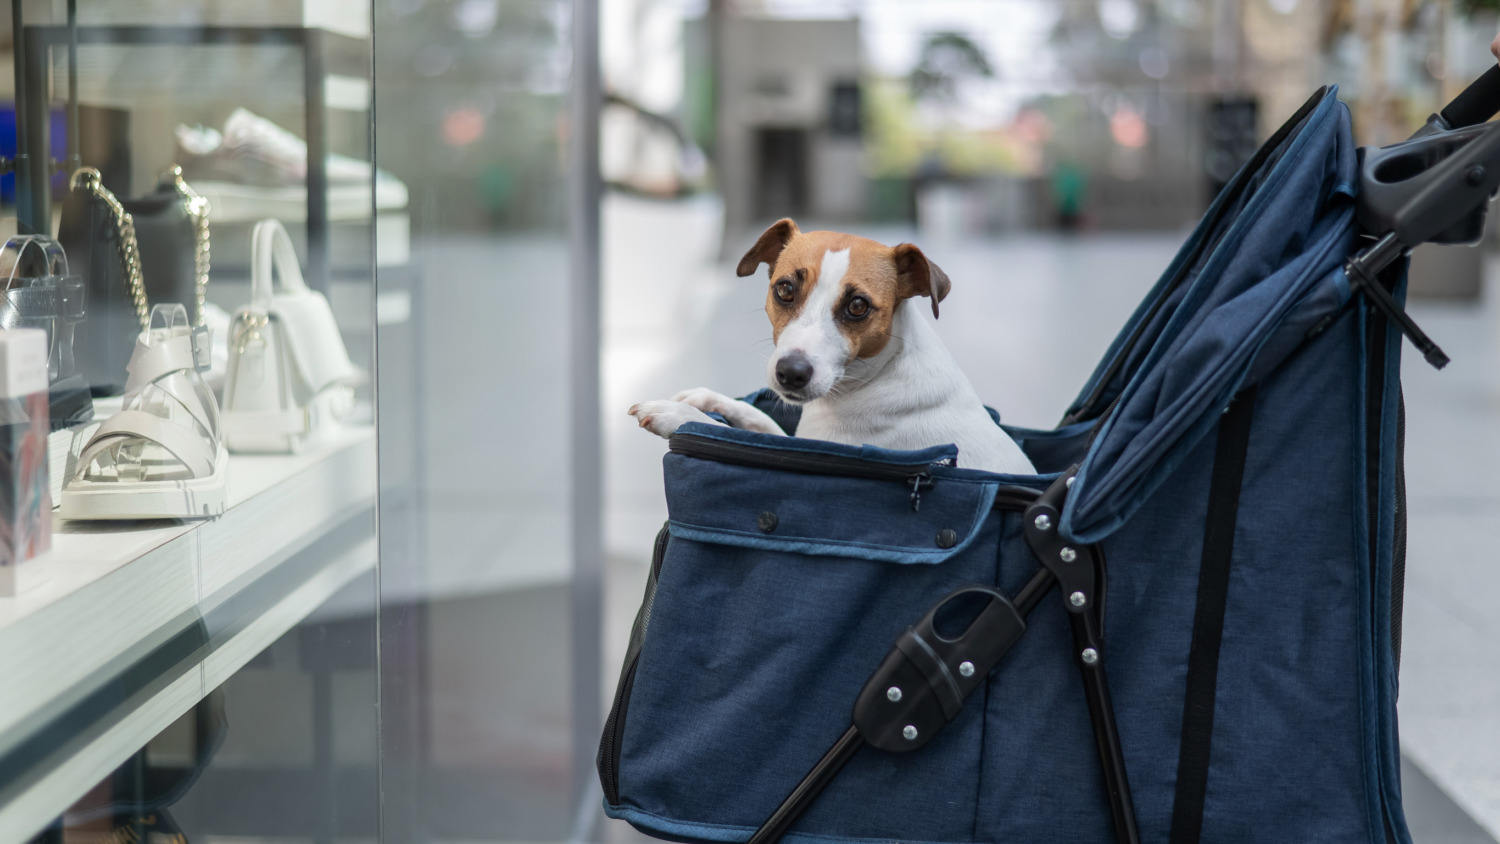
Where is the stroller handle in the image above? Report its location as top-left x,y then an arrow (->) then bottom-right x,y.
1439,65 -> 1500,130
1347,68 -> 1500,371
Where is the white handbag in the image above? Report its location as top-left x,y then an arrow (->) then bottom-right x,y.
221,219 -> 358,453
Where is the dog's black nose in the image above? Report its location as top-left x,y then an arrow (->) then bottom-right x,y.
776,354 -> 813,391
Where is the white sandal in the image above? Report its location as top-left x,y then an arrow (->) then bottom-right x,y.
60,304 -> 228,520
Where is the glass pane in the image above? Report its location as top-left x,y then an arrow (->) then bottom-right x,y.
373,0 -> 585,840
0,1 -> 380,841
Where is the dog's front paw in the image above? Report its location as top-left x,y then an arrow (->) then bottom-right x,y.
628,399 -> 717,439
670,387 -> 739,415
669,386 -> 784,435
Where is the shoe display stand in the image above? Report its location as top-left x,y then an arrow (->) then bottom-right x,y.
0,424 -> 376,842
15,24 -> 370,292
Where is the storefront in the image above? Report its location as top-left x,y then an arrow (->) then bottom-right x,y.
0,0 -> 600,840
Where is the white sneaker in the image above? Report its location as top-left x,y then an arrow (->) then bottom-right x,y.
177,108 -> 399,188
176,108 -> 408,219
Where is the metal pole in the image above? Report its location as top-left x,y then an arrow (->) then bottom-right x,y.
65,0 -> 79,174
20,27 -> 52,236
304,28 -> 330,292
11,0 -> 27,220
708,0 -> 731,253
13,0 -> 49,236
566,0 -> 604,838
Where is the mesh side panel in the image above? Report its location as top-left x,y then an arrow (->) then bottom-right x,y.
629,524 -> 670,663
598,523 -> 671,804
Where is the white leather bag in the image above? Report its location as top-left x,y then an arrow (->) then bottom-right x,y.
221,219 -> 358,453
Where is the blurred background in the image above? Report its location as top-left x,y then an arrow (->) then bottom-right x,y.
390,0 -> 1500,841
8,0 -> 1500,841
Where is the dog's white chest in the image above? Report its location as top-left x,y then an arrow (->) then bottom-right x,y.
797,402 -> 1034,475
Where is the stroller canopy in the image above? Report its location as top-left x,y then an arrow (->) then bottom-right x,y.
1063,87 -> 1361,543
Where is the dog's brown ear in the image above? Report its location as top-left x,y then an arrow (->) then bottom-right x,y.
892,243 -> 952,319
736,218 -> 800,277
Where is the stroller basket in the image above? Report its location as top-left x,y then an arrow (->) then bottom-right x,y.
600,71 -> 1500,844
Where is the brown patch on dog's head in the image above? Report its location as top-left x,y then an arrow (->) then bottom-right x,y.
891,243 -> 951,319
736,218 -> 799,278
740,220 -> 953,366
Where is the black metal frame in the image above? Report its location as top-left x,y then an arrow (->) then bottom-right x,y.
1022,474 -> 1139,844
14,23 -> 369,292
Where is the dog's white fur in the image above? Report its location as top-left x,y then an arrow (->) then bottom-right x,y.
630,238 -> 1035,475
769,248 -> 854,401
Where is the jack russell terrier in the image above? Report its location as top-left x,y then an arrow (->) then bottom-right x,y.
629,219 -> 1036,475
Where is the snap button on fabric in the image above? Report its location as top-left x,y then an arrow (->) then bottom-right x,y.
758,511 -> 779,533
936,528 -> 958,548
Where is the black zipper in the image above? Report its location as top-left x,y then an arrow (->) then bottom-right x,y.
1364,296 -> 1387,631
670,432 -> 945,481
598,525 -> 671,805
670,432 -> 950,510
1362,273 -> 1402,844
670,431 -> 1051,512
598,662 -> 638,806
1392,388 -> 1407,673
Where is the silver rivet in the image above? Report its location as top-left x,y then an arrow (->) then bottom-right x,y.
958,661 -> 975,677
902,725 -> 918,740
886,686 -> 902,702
1059,547 -> 1077,563
1069,591 -> 1086,607
1034,513 -> 1052,531
1065,476 -> 1075,488
1081,647 -> 1099,665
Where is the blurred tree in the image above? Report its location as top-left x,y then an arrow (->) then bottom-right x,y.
864,79 -> 924,178
906,31 -> 1024,177
909,31 -> 995,104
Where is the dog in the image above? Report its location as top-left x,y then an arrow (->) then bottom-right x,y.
628,219 -> 1036,475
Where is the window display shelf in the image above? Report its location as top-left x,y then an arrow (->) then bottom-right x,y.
0,426 -> 376,842
15,24 -> 374,290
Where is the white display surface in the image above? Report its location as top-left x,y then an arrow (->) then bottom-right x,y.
0,425 -> 376,841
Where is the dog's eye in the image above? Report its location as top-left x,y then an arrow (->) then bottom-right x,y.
845,296 -> 871,319
773,280 -> 795,304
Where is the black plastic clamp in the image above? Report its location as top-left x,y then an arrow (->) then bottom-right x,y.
851,586 -> 1026,752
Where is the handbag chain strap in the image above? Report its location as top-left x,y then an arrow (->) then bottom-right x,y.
70,167 -> 149,332
164,165 -> 210,327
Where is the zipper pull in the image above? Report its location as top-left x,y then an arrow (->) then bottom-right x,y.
909,472 -> 933,512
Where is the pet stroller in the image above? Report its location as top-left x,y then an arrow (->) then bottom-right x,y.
598,69 -> 1500,844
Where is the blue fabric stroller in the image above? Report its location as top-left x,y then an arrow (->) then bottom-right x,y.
599,71 -> 1500,844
